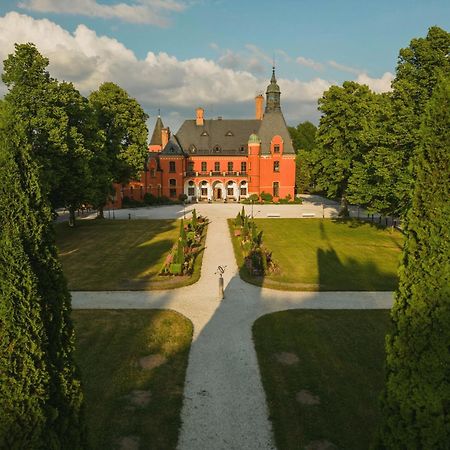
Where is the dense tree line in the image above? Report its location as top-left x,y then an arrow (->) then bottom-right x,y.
1,43 -> 149,226
0,43 -> 149,448
291,26 -> 449,218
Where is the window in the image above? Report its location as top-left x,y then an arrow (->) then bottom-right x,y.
188,181 -> 195,197
274,145 -> 280,153
188,162 -> 194,172
239,145 -> 246,153
225,130 -> 233,136
240,181 -> 247,196
201,181 -> 208,197
227,162 -> 233,172
214,161 -> 220,172
169,179 -> 176,186
213,145 -> 221,153
273,161 -> 280,172
170,188 -> 177,198
150,168 -> 156,177
241,162 -> 247,173
169,161 -> 176,172
200,131 -> 208,137
273,182 -> 279,197
227,181 -> 234,196
201,161 -> 207,172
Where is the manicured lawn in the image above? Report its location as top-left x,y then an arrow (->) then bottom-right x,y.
73,310 -> 193,450
55,219 -> 205,290
253,310 -> 391,450
230,218 -> 403,290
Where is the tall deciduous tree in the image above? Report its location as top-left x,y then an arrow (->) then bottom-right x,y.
288,121 -> 317,153
0,102 -> 86,448
89,82 -> 148,216
387,26 -> 449,213
377,75 -> 450,448
314,81 -> 377,202
2,43 -> 94,225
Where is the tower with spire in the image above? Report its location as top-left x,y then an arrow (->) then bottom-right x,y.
265,67 -> 281,113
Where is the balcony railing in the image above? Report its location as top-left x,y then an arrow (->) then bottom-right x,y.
183,171 -> 248,178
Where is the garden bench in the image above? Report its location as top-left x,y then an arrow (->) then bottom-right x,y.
267,213 -> 280,218
302,213 -> 315,218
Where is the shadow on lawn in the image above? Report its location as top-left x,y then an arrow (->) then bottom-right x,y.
317,245 -> 398,291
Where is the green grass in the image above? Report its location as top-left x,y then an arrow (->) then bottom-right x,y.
55,219 -> 205,290
73,310 -> 193,450
253,310 -> 391,450
229,218 -> 403,291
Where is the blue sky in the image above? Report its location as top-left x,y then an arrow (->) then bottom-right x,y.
0,0 -> 448,133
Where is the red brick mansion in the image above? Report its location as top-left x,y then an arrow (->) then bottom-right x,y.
112,68 -> 296,206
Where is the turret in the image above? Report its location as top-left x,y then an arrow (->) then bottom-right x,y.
265,67 -> 281,113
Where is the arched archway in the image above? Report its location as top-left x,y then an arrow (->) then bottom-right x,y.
212,180 -> 224,200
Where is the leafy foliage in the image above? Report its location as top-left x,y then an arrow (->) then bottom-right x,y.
89,82 -> 148,212
0,102 -> 86,449
377,75 -> 450,448
2,44 -> 95,224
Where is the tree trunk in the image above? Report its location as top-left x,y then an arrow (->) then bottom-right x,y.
97,206 -> 104,219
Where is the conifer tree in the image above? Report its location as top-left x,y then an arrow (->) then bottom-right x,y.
0,103 -> 86,448
377,75 -> 450,448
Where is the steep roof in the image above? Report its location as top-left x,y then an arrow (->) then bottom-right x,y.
176,119 -> 261,156
150,116 -> 164,145
160,135 -> 187,156
258,111 -> 295,155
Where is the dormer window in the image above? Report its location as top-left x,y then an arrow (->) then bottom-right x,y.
213,145 -> 221,153
274,145 -> 280,153
201,131 -> 209,137
225,130 -> 233,136
239,145 -> 246,153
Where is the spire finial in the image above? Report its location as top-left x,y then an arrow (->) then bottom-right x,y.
158,107 -> 161,117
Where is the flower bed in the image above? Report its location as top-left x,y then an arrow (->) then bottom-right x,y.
160,209 -> 208,276
231,207 -> 277,276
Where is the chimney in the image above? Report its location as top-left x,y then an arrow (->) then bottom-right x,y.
255,94 -> 264,120
196,107 -> 204,126
161,127 -> 170,148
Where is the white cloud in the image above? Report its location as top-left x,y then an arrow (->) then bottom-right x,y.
0,12 -> 332,130
296,56 -> 324,71
18,0 -> 186,26
328,59 -> 362,75
356,72 -> 394,93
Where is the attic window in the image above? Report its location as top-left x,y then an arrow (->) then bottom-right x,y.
239,145 -> 246,153
213,145 -> 221,152
200,131 -> 209,137
225,130 -> 233,136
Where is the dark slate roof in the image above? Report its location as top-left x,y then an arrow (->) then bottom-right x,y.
176,119 -> 261,156
150,116 -> 164,145
258,111 -> 295,155
160,135 -> 187,156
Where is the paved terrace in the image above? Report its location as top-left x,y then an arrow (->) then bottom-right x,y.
72,201 -> 393,450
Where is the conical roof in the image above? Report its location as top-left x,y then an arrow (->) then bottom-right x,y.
150,116 -> 164,145
266,67 -> 280,94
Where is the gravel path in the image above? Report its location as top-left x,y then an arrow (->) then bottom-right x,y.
71,212 -> 393,450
